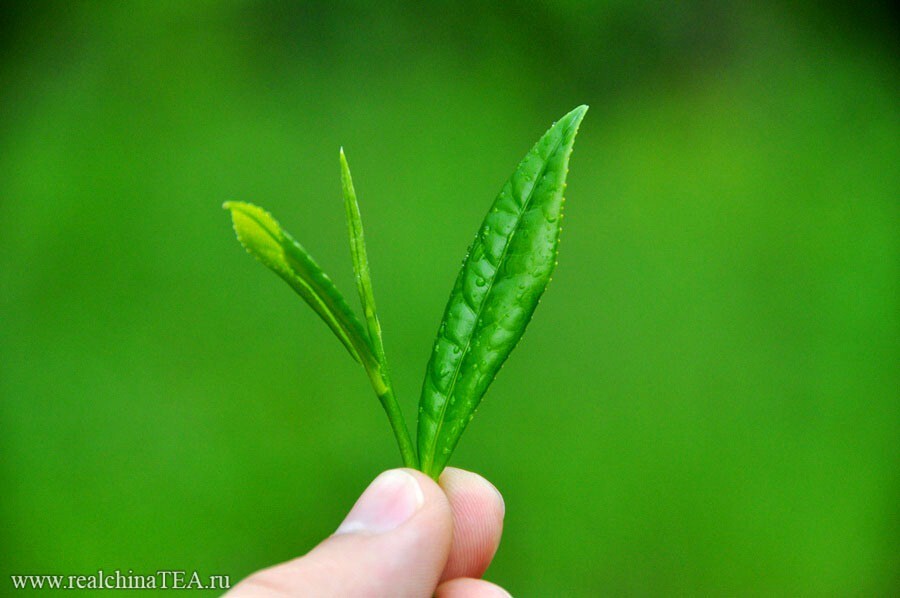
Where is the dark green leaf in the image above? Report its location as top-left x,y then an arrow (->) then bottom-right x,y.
417,105 -> 588,477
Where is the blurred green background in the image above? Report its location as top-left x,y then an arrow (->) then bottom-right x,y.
2,1 -> 897,595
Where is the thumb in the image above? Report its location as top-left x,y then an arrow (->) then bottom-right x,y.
228,469 -> 453,597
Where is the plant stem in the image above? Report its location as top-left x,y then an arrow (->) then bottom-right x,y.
376,384 -> 419,469
361,363 -> 418,468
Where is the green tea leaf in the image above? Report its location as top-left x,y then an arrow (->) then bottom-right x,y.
340,149 -> 388,371
340,150 -> 419,468
223,200 -> 373,365
417,105 -> 588,477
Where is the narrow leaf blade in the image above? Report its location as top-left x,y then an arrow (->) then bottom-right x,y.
224,200 -> 371,364
340,149 -> 388,368
339,150 -> 419,468
417,105 -> 588,477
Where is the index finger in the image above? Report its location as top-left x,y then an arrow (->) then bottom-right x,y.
438,467 -> 506,582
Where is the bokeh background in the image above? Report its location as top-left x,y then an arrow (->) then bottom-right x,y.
2,1 -> 897,595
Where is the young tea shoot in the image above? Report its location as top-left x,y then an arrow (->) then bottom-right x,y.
225,105 -> 587,479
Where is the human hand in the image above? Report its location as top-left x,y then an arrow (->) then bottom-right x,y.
227,468 -> 508,597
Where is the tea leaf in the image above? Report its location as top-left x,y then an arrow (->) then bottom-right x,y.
340,149 -> 388,370
223,200 -> 373,365
340,150 -> 418,468
417,105 -> 588,477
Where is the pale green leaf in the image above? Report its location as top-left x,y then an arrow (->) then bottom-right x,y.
223,200 -> 372,365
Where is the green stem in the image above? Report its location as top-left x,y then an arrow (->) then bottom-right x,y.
379,386 -> 419,469
365,366 -> 418,469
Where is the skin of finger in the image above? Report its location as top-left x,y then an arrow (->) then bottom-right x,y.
227,469 -> 453,598
438,467 -> 506,582
436,577 -> 512,598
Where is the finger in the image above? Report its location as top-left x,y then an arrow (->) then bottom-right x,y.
436,577 -> 512,598
438,467 -> 505,581
228,469 -> 453,597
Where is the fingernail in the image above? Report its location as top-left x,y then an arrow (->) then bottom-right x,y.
493,483 -> 506,519
335,470 -> 424,535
